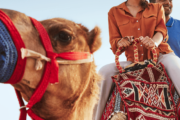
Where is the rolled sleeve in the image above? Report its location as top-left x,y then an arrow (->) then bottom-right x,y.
108,8 -> 122,54
155,4 -> 167,39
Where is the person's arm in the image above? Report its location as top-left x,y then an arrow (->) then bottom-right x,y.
153,4 -> 167,45
108,8 -> 131,54
152,32 -> 163,46
108,8 -> 122,54
141,4 -> 167,49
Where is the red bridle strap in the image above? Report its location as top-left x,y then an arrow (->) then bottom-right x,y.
14,17 -> 56,120
23,18 -> 61,120
17,17 -> 92,120
15,89 -> 27,120
55,51 -> 91,60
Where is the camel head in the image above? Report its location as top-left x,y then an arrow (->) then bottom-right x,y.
0,9 -> 101,120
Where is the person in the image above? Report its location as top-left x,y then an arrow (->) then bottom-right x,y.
149,0 -> 180,58
94,0 -> 180,120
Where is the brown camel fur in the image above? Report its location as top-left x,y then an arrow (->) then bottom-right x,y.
0,9 -> 102,120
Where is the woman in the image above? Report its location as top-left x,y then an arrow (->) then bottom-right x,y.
95,0 -> 180,120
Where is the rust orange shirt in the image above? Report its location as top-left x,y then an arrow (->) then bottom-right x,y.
108,2 -> 173,62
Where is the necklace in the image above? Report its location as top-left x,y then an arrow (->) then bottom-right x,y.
126,3 -> 140,7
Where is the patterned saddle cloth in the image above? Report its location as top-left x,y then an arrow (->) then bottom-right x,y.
101,63 -> 180,120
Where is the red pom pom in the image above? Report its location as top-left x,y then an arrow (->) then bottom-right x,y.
147,64 -> 153,67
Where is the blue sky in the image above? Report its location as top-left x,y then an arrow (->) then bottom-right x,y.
0,0 -> 180,119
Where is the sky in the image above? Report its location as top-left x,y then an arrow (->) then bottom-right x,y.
0,0 -> 180,120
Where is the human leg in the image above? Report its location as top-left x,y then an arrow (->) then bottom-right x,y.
158,52 -> 180,95
95,61 -> 132,120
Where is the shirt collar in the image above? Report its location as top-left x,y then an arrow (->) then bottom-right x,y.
117,2 -> 143,14
117,2 -> 129,13
166,17 -> 174,27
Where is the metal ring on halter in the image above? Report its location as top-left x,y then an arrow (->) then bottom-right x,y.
19,105 -> 26,110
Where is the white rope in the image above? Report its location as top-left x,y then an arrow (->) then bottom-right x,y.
21,48 -> 93,70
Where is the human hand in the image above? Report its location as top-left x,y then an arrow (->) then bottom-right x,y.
139,36 -> 155,49
117,36 -> 134,48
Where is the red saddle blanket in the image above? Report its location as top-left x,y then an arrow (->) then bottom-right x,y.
101,63 -> 180,120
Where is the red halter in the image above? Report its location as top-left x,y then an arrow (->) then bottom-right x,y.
0,10 -> 92,120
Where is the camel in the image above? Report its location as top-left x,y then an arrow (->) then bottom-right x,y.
0,9 -> 101,120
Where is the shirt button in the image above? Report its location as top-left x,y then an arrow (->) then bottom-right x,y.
140,45 -> 142,46
136,20 -> 138,22
142,54 -> 143,56
138,28 -> 140,30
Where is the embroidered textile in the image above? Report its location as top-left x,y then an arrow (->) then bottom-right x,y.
101,63 -> 180,120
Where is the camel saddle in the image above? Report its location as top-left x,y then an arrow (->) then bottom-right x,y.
101,39 -> 180,120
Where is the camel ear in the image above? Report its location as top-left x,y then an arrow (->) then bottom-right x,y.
88,26 -> 102,53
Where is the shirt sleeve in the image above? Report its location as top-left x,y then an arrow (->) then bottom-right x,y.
108,8 -> 122,54
154,4 -> 167,39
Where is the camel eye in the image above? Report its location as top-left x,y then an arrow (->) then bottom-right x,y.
56,31 -> 72,43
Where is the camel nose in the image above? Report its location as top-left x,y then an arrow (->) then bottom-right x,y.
0,21 -> 17,83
